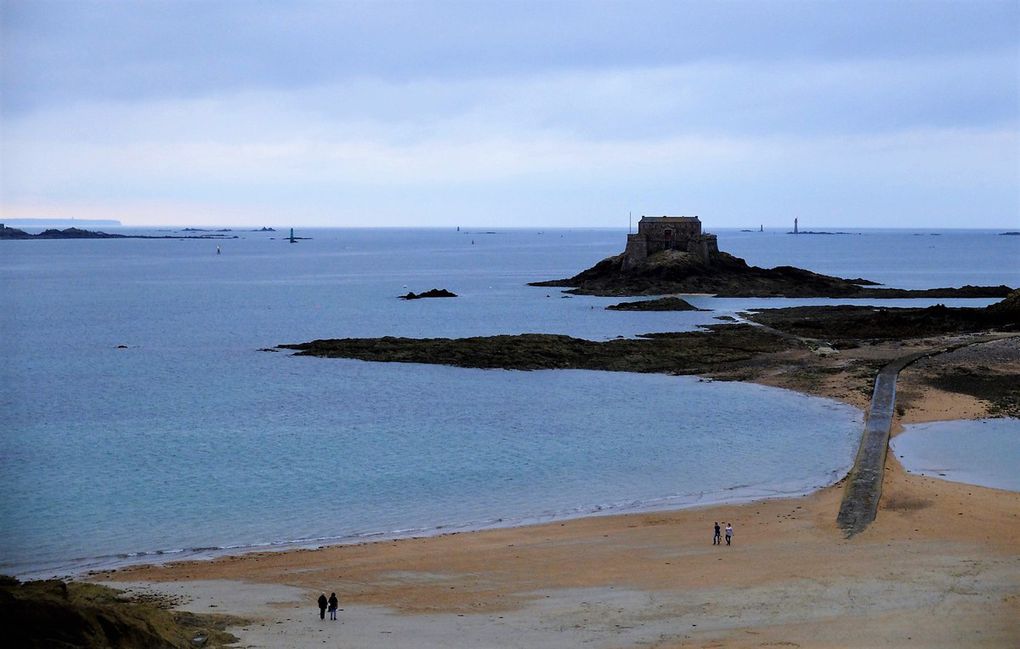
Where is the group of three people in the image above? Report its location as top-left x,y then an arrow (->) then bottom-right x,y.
316,592 -> 340,620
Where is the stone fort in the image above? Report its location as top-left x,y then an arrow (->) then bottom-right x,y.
623,216 -> 718,268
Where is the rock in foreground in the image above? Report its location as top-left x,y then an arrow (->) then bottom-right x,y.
0,576 -> 240,649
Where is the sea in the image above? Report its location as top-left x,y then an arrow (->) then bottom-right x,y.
2,227 -> 1018,579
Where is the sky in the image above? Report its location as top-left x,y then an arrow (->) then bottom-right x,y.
1,0 -> 1018,229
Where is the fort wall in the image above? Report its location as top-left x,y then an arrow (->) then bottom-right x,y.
623,234 -> 649,269
625,216 -> 717,266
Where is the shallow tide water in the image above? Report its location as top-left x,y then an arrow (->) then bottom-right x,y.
891,419 -> 1020,491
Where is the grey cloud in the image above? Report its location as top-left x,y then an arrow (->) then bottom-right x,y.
3,0 -> 1017,114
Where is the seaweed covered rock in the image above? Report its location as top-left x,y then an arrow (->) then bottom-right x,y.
986,289 -> 1020,317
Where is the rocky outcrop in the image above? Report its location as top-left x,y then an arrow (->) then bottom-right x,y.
606,297 -> 705,311
0,576 -> 240,649
985,288 -> 1020,316
530,248 -> 1012,299
400,288 -> 458,300
746,292 -> 1020,345
280,324 -> 795,374
281,293 -> 1020,376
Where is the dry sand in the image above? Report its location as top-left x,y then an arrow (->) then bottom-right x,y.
97,335 -> 1020,648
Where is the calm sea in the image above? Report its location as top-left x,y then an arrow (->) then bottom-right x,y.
1,227 -> 1017,579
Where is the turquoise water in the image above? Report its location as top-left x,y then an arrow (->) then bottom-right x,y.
891,419 -> 1020,491
1,228 -> 1016,578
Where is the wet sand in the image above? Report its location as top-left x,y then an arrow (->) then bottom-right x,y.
97,335 -> 1020,648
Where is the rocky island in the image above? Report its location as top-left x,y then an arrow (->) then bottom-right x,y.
530,216 -> 1012,298
399,288 -> 458,300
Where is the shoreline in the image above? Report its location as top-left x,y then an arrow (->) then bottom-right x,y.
16,420 -> 858,582
82,333 -> 1020,647
33,411 -> 1007,585
95,455 -> 1020,647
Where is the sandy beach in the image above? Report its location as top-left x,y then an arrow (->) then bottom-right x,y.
96,335 -> 1020,648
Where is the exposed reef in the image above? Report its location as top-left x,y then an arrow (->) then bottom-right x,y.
280,292 -> 1019,377
280,324 -> 794,374
745,290 -> 1020,346
606,297 -> 705,311
400,288 -> 458,300
529,248 -> 1012,299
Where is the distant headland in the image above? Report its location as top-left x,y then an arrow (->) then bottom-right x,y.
0,225 -> 238,240
530,215 -> 1013,299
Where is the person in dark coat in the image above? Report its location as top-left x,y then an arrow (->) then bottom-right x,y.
317,593 -> 328,620
328,592 -> 339,620
713,522 -> 721,545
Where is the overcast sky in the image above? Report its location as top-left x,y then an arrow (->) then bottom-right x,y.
2,0 -> 1018,228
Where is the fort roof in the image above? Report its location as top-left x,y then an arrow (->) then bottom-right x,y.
640,215 -> 700,222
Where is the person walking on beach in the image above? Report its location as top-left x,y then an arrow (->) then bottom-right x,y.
713,522 -> 721,545
317,593 -> 328,620
328,592 -> 339,621
725,523 -> 733,546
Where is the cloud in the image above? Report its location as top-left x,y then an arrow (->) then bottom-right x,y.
5,56 -> 1015,164
4,0 -> 1017,114
2,2 -> 1017,227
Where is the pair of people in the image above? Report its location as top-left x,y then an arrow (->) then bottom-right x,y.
713,522 -> 733,546
317,592 -> 339,620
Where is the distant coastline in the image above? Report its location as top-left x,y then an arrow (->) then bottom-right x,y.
0,225 -> 238,240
